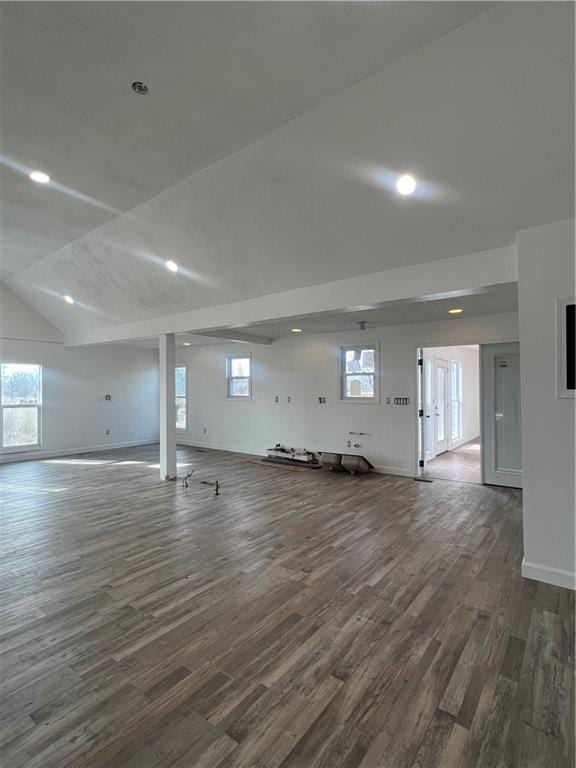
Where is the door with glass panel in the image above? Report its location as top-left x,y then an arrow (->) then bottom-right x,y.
482,343 -> 522,488
423,352 -> 436,462
435,359 -> 449,455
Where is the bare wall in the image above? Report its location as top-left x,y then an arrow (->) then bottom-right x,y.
177,313 -> 517,476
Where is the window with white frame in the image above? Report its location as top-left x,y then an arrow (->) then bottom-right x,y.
175,366 -> 187,431
1,363 -> 42,450
339,344 -> 378,401
226,355 -> 251,398
450,360 -> 462,441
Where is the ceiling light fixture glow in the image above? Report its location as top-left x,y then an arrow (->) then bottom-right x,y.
181,342 -> 191,346
448,308 -> 463,314
64,295 -> 74,304
29,170 -> 50,184
166,260 -> 178,272
396,174 -> 417,196
291,328 -> 302,333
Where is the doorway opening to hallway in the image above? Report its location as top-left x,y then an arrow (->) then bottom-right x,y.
419,345 -> 481,483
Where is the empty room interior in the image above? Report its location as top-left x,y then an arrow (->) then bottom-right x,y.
0,2 -> 575,767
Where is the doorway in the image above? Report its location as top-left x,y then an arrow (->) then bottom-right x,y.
419,345 -> 481,483
417,342 -> 523,487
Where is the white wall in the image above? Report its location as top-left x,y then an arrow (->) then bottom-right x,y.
0,282 -> 62,343
177,313 -> 517,476
0,286 -> 159,462
517,218 -> 575,589
423,345 -> 480,448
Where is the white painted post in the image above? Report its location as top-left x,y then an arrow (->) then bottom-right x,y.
159,333 -> 177,480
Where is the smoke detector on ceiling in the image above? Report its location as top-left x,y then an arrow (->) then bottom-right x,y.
131,81 -> 149,95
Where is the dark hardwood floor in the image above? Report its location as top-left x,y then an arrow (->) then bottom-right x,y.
0,444 -> 573,767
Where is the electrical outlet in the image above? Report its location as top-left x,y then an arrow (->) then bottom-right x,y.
203,427 -> 207,434
287,396 -> 291,403
346,440 -> 351,448
274,395 -> 279,403
105,428 -> 110,435
385,396 -> 391,404
318,396 -> 326,404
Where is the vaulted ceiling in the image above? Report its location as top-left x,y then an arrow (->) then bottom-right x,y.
1,2 -> 573,343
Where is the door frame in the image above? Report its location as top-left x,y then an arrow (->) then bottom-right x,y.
415,336 -> 519,481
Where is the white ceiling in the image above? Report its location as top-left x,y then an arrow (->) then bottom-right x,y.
0,1 -> 489,275
232,282 -> 519,339
2,2 -> 573,344
126,282 -> 518,346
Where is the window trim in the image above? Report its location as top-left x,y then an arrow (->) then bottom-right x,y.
0,362 -> 43,453
338,342 -> 379,403
175,364 -> 188,433
226,353 -> 252,400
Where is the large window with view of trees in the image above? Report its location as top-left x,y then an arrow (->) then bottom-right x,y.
339,343 -> 378,402
175,366 -> 187,431
226,355 -> 251,398
1,363 -> 42,450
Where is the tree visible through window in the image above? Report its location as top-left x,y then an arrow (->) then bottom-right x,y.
1,363 -> 42,449
227,355 -> 251,398
175,366 -> 187,431
339,345 -> 377,401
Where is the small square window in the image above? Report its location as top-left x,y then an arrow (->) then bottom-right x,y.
339,344 -> 378,402
227,355 -> 251,399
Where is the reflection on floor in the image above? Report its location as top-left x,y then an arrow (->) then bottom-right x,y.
425,437 -> 482,483
0,443 -> 573,767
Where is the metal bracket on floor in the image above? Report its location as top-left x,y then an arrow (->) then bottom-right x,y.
182,471 -> 221,496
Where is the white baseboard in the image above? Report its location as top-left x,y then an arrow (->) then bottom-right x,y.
179,440 -> 414,479
177,438 -> 264,457
372,464 -> 414,478
522,558 -> 576,591
0,439 -> 159,465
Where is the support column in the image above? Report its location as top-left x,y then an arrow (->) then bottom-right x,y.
159,333 -> 177,481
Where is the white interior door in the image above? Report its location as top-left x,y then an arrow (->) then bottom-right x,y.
435,358 -> 449,455
482,343 -> 522,487
423,352 -> 435,462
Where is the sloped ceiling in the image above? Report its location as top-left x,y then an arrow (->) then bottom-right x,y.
2,2 -> 574,343
0,0 -> 489,274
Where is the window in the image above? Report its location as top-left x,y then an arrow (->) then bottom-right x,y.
227,355 -> 251,398
175,366 -> 187,431
1,363 -> 42,450
339,344 -> 378,401
450,361 -> 462,441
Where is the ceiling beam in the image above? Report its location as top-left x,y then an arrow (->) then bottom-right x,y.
63,245 -> 517,346
194,329 -> 272,345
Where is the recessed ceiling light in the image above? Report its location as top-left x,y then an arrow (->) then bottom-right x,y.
396,174 -> 417,196
448,308 -> 463,314
64,295 -> 74,304
29,170 -> 50,184
166,260 -> 178,272
291,328 -> 302,333
181,342 -> 191,346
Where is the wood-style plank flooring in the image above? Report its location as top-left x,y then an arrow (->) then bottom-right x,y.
0,444 -> 573,767
425,438 -> 482,484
